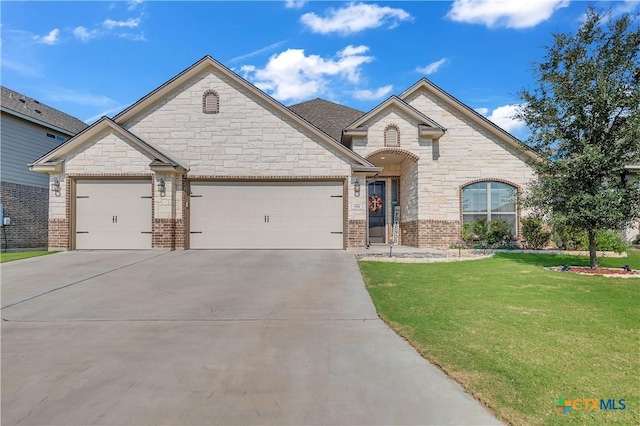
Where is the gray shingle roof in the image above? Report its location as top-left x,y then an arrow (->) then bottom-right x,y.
288,98 -> 364,141
1,86 -> 88,135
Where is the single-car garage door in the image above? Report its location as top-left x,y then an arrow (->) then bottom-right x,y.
75,180 -> 152,249
189,181 -> 344,249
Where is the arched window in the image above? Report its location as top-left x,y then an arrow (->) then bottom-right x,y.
384,125 -> 400,147
462,181 -> 517,230
202,90 -> 219,114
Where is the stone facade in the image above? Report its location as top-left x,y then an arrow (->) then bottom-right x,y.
31,57 -> 538,251
0,182 -> 49,249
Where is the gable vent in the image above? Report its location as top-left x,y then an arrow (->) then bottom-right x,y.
203,90 -> 219,114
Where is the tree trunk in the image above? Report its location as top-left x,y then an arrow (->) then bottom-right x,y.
588,229 -> 598,269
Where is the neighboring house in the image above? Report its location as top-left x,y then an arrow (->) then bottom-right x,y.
625,164 -> 640,242
1,86 -> 87,249
29,56 -> 537,251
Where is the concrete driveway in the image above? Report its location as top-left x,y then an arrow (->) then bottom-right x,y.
2,250 -> 499,425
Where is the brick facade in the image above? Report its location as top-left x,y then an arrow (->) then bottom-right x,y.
48,218 -> 70,250
0,182 -> 49,249
347,220 -> 366,248
399,219 -> 460,248
419,220 -> 461,248
151,218 -> 186,249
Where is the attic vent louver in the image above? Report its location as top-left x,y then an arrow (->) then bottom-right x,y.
203,90 -> 219,114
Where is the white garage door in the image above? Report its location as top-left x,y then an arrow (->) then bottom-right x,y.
75,180 -> 152,249
189,181 -> 344,249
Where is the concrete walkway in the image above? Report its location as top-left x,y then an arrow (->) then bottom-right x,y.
2,250 -> 500,425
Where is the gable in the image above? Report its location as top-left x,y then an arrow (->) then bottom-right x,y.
401,79 -> 540,162
113,56 -> 375,172
118,66 -> 365,177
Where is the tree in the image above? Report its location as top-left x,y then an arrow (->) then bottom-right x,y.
517,6 -> 640,268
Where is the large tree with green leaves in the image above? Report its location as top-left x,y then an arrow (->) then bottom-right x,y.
518,6 -> 640,268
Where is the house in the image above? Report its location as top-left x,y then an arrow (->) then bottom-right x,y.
29,55 -> 537,251
1,86 -> 87,250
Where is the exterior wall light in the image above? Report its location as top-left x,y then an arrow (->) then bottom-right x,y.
51,178 -> 61,195
157,177 -> 166,195
354,179 -> 361,197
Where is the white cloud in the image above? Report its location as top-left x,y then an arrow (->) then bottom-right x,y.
353,85 -> 393,101
127,0 -> 143,11
477,104 -> 526,133
119,32 -> 147,42
241,45 -> 374,102
416,58 -> 449,75
103,18 -> 141,29
446,0 -> 570,29
84,103 -> 132,124
228,40 -> 288,64
34,28 -> 60,45
301,3 -> 412,35
285,0 -> 306,9
40,87 -> 117,107
73,26 -> 98,43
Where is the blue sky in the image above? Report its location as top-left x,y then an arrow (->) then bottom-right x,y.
2,1 -> 638,140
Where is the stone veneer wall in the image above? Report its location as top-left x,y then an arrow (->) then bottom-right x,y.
0,182 -> 49,249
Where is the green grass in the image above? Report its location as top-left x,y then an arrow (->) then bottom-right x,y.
359,250 -> 640,426
0,250 -> 57,263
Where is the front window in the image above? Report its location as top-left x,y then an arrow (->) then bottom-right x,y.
462,181 -> 517,230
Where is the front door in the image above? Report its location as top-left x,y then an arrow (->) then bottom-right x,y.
368,181 -> 386,243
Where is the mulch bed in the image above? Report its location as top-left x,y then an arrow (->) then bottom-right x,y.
548,266 -> 640,277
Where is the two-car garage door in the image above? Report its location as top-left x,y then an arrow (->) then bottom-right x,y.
189,181 -> 344,249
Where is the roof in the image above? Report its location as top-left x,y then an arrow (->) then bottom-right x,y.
288,98 -> 364,141
344,95 -> 446,131
1,86 -> 88,135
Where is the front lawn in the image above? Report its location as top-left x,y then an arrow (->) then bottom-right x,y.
0,250 -> 56,263
359,251 -> 640,426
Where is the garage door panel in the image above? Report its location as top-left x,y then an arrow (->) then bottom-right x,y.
190,181 -> 344,249
75,180 -> 152,250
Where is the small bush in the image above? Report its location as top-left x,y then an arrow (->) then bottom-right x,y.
461,222 -> 475,246
581,230 -> 628,253
552,222 -> 628,253
552,222 -> 583,250
632,233 -> 640,246
472,217 -> 489,241
486,220 -> 514,246
521,216 -> 551,249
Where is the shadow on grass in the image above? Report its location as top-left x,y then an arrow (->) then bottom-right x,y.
493,252 -> 600,268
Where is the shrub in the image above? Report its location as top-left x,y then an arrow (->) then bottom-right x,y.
632,233 -> 640,246
552,222 -> 628,253
486,220 -> 514,246
552,222 -> 584,250
521,216 -> 551,249
472,217 -> 489,241
580,230 -> 628,253
461,222 -> 475,247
